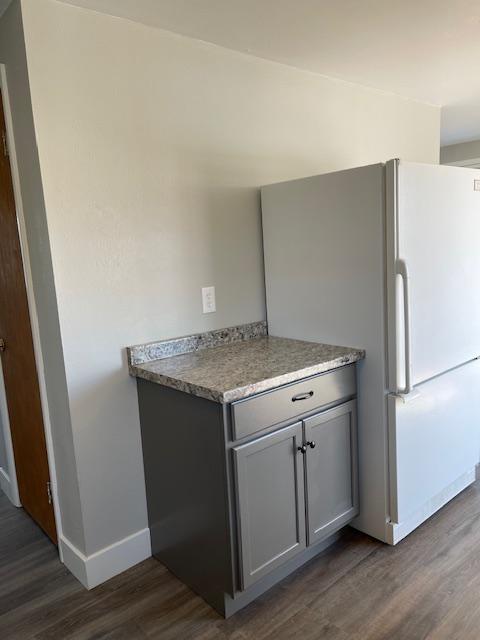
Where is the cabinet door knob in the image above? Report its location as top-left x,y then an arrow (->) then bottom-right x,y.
297,444 -> 307,454
306,441 -> 316,449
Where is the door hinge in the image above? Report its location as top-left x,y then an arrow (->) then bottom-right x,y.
47,481 -> 53,505
2,130 -> 8,157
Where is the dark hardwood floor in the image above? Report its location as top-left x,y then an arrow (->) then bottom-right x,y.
1,481 -> 480,639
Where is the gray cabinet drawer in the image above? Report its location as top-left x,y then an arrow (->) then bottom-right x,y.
231,365 -> 356,441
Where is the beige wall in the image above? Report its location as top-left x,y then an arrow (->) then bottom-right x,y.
21,0 -> 440,556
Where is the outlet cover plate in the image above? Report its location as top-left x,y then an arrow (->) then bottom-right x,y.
202,286 -> 216,313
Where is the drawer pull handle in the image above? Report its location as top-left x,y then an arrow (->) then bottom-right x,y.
306,441 -> 316,449
297,444 -> 307,454
292,391 -> 314,402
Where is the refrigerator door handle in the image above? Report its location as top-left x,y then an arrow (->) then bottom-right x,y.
396,259 -> 413,395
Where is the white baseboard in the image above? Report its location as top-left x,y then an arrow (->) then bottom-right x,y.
385,468 -> 476,545
0,466 -> 21,507
59,527 -> 152,589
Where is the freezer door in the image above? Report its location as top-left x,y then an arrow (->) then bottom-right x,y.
387,160 -> 480,391
388,359 -> 480,533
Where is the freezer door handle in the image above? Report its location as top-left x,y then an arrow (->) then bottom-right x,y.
396,259 -> 413,395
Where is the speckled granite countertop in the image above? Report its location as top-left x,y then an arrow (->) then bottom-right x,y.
128,323 -> 364,404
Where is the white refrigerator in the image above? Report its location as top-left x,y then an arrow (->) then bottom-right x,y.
261,159 -> 480,544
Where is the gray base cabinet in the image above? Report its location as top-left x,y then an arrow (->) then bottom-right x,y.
137,364 -> 359,618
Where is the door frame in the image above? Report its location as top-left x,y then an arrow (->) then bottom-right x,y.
0,64 -> 63,553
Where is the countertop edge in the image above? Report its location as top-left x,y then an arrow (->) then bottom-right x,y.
220,351 -> 364,403
130,349 -> 365,404
129,364 -> 227,403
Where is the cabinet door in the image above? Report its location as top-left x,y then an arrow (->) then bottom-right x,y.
233,422 -> 306,590
304,400 -> 358,546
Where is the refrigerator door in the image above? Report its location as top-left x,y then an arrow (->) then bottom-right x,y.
387,160 -> 480,393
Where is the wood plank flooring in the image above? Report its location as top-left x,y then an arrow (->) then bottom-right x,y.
2,482 -> 480,639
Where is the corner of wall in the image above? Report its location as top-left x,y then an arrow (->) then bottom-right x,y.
60,528 -> 151,589
0,0 -> 87,554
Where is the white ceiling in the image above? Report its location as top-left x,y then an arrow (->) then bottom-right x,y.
55,1 -> 480,145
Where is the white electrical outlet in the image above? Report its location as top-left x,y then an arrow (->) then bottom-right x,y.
202,286 -> 216,313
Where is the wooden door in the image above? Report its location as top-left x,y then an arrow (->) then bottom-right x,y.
233,422 -> 306,590
0,90 -> 56,543
303,400 -> 358,546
